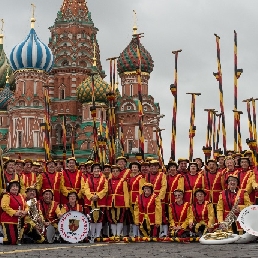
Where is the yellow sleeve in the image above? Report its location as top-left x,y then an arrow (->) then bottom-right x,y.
123,181 -> 130,208
84,179 -> 93,201
154,197 -> 162,225
207,203 -> 215,228
36,174 -> 43,193
60,173 -> 68,197
60,206 -> 67,214
97,178 -> 108,200
178,176 -> 184,191
251,173 -> 258,189
181,206 -> 192,229
19,176 -> 25,196
1,194 -> 16,216
242,192 -> 252,209
55,205 -> 62,217
139,178 -> 146,195
168,205 -> 175,227
246,173 -> 254,194
158,173 -> 167,200
134,196 -> 139,225
217,193 -> 224,223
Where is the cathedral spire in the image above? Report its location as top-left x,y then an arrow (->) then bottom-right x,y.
61,0 -> 89,21
0,19 -> 4,45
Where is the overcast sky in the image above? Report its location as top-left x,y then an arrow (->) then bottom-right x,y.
1,0 -> 258,163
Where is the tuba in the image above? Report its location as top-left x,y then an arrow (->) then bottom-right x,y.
27,198 -> 45,235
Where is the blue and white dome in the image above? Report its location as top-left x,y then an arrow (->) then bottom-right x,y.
10,26 -> 54,73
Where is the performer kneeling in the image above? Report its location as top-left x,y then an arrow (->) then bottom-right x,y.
134,183 -> 162,237
169,189 -> 192,237
189,189 -> 215,236
106,165 -> 129,237
0,180 -> 28,245
61,190 -> 83,213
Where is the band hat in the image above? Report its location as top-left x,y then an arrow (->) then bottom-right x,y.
103,163 -> 111,168
15,159 -> 25,164
6,180 -> 21,192
116,156 -> 127,163
149,159 -> 160,165
24,158 -> 33,164
226,175 -> 240,185
42,189 -> 54,195
244,150 -> 253,156
91,162 -> 101,172
3,157 -> 10,163
233,152 -> 242,158
240,157 -> 250,163
193,157 -> 204,167
142,182 -> 154,192
54,159 -> 62,163
25,185 -> 37,193
85,159 -> 94,166
140,160 -> 150,166
67,189 -> 78,199
66,157 -> 77,163
178,158 -> 189,163
188,162 -> 199,170
46,159 -> 57,165
173,189 -> 184,195
167,160 -> 178,169
216,154 -> 225,160
78,162 -> 86,168
111,165 -> 121,171
129,161 -> 141,170
194,188 -> 207,197
4,158 -> 16,167
206,158 -> 218,165
32,162 -> 41,167
226,150 -> 235,154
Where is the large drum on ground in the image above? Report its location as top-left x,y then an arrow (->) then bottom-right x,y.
58,211 -> 90,243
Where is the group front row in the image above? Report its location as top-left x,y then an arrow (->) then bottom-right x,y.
0,161 -> 251,245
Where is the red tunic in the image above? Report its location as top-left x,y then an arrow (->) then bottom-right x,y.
191,201 -> 210,224
21,172 -> 37,189
84,175 -> 107,207
62,203 -> 82,213
40,172 -> 62,202
137,193 -> 157,225
204,170 -> 224,204
238,169 -> 254,203
165,174 -> 182,204
183,173 -> 203,203
169,201 -> 190,227
107,177 -> 126,207
120,168 -> 131,180
1,193 -> 26,224
38,200 -> 60,222
145,172 -> 166,201
128,174 -> 144,204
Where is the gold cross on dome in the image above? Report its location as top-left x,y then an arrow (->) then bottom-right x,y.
31,3 -> 36,18
0,19 -> 4,34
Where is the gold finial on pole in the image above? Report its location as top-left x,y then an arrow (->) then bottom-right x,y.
31,3 -> 36,28
133,10 -> 138,35
6,65 -> 9,84
0,19 -> 4,45
93,40 -> 97,67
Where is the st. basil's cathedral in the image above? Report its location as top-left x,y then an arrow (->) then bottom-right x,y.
0,0 -> 161,163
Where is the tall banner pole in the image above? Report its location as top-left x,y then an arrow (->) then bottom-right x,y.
170,49 -> 182,161
213,34 -> 227,154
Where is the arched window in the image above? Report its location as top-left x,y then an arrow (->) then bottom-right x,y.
55,124 -> 62,144
62,60 -> 69,66
59,84 -> 66,100
130,84 -> 133,96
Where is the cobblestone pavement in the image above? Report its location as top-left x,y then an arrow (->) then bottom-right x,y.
1,242 -> 258,258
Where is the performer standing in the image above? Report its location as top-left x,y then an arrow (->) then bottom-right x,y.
189,189 -> 215,236
116,156 -> 131,180
0,180 -> 28,245
21,159 -> 37,190
106,165 -> 129,237
102,164 -> 111,179
127,161 -> 145,237
217,175 -> 251,234
134,183 -> 162,237
217,155 -> 226,173
37,160 -> 62,202
84,163 -> 107,239
15,160 -> 24,177
177,158 -> 189,175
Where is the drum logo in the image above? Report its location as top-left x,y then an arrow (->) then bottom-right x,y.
69,219 -> 80,232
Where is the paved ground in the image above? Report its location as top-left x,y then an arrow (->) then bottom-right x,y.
1,242 -> 258,258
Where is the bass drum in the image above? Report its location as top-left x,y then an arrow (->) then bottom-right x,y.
199,234 -> 240,245
58,211 -> 90,243
46,224 -> 56,244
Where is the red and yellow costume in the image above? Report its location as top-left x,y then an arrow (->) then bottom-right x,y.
0,172 -> 25,196
183,173 -> 204,203
120,168 -> 131,180
1,193 -> 28,245
134,193 -> 162,237
84,175 -> 108,223
165,174 -> 184,204
20,172 -> 37,191
61,203 -> 83,213
37,171 -> 62,201
222,168 -> 239,188
60,169 -> 83,204
217,189 -> 251,231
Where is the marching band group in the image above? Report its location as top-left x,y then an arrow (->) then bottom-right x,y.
0,150 -> 257,245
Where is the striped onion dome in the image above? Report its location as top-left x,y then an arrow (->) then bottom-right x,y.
10,24 -> 54,73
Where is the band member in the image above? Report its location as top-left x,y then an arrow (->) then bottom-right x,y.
216,155 -> 226,173
116,156 -> 131,180
217,175 -> 251,234
134,183 -> 162,237
1,180 -> 28,245
85,160 -> 94,178
189,189 -> 215,236
243,150 -> 255,169
15,160 -> 24,177
177,158 -> 189,175
226,150 -> 235,156
21,159 -> 37,189
0,159 -> 25,195
127,161 -> 146,237
78,163 -> 86,175
31,162 -> 41,176
84,163 -> 107,238
203,159 -> 224,207
102,164 -> 111,179
193,158 -> 204,172
237,157 -> 255,203
168,189 -> 192,237
38,189 -> 63,230
37,160 -> 62,202
222,156 -> 239,188
140,160 -> 150,176
61,190 -> 83,213
54,160 -> 63,173
60,157 -> 83,204
233,153 -> 242,168
183,162 -> 204,203
106,165 -> 129,237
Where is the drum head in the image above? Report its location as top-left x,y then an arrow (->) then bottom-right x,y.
58,211 -> 89,243
46,225 -> 56,243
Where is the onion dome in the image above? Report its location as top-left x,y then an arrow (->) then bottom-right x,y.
117,31 -> 154,74
0,34 -> 15,88
0,74 -> 14,110
77,67 -> 109,103
10,18 -> 54,73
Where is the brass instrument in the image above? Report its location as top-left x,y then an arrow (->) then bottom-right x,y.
17,206 -> 22,245
27,198 -> 45,235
